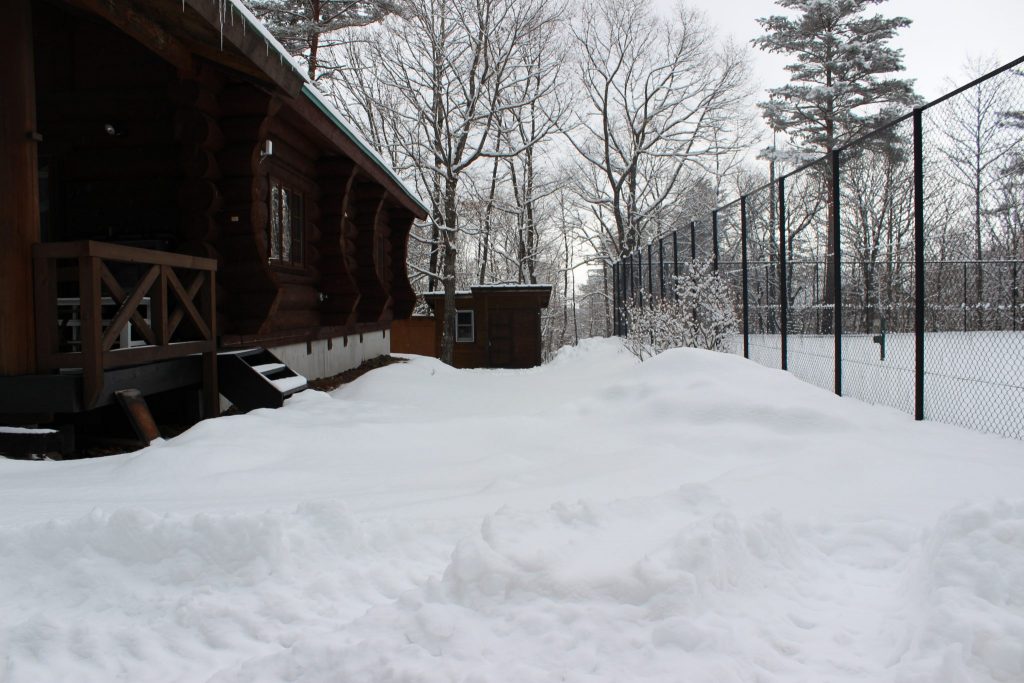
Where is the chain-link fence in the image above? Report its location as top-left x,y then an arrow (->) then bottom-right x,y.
611,56 -> 1024,440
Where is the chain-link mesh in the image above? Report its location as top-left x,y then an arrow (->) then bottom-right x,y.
921,64 -> 1024,438
716,201 -> 745,356
836,118 -> 918,414
744,184 -> 782,369
612,56 -> 1024,440
784,158 -> 835,393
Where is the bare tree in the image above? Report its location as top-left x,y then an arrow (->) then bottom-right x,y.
941,57 -> 1024,326
567,0 -> 752,263
333,0 -> 563,364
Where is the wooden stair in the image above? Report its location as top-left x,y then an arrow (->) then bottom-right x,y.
217,348 -> 308,412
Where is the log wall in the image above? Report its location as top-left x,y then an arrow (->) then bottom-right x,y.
33,4 -> 180,246
0,0 -> 40,375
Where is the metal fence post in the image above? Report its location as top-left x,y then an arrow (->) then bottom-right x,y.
913,107 -> 926,421
672,229 -> 679,279
636,249 -> 643,308
832,149 -> 843,397
622,252 -> 630,303
741,197 -> 750,359
779,177 -> 788,371
647,243 -> 653,305
712,210 -> 720,272
658,237 -> 665,300
612,261 -> 620,336
690,220 -> 697,261
962,262 -> 968,332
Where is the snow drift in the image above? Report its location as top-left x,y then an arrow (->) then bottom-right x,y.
1,339 -> 1022,682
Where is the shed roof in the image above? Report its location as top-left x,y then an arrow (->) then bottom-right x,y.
424,285 -> 553,307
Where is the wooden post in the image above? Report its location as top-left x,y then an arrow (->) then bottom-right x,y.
202,271 -> 220,418
32,249 -> 57,372
79,256 -> 104,408
0,0 -> 40,375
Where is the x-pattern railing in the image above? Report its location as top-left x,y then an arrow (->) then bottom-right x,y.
33,241 -> 218,410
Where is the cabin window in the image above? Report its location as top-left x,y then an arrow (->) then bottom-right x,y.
455,310 -> 474,343
268,178 -> 305,267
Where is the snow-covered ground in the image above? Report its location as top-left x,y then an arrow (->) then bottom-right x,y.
1,339 -> 1022,682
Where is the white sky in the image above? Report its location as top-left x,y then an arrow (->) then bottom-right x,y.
655,0 -> 1024,102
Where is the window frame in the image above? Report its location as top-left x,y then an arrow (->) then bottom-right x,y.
455,309 -> 475,343
266,170 -> 308,271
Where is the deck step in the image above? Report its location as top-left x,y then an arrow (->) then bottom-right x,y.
0,425 -> 73,460
217,348 -> 308,412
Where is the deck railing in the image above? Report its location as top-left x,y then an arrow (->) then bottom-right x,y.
33,240 -> 218,412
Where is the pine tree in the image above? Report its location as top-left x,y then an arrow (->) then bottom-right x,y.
243,0 -> 405,81
753,0 -> 917,328
754,0 -> 916,154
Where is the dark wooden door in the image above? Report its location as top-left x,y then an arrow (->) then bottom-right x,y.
488,309 -> 514,367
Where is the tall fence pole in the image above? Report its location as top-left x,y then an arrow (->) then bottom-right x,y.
778,177 -> 788,371
658,237 -> 665,300
712,210 -> 720,272
690,221 -> 697,261
913,107 -> 926,421
647,243 -> 653,305
832,149 -> 843,396
613,261 -> 621,336
741,198 -> 750,359
622,250 -> 630,305
672,230 -> 679,279
637,249 -> 644,308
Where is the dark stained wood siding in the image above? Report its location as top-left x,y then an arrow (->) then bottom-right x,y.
215,83 -> 277,335
425,288 -> 551,369
351,182 -> 390,323
317,158 -> 360,326
3,0 -> 427,374
33,4 -> 180,247
0,0 -> 40,375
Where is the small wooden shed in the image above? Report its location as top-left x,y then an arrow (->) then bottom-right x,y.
416,285 -> 552,369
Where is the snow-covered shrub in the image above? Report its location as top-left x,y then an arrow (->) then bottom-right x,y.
673,258 -> 739,353
623,258 -> 738,360
622,298 -> 685,361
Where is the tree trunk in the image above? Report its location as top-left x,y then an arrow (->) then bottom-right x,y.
439,181 -> 459,366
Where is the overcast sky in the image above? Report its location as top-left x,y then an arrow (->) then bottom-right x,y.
654,0 -> 1024,103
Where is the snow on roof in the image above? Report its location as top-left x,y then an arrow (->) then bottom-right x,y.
423,284 -> 553,297
220,0 -> 429,216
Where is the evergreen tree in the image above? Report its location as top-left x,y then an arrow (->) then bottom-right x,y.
243,0 -> 406,80
754,0 -> 917,154
753,0 -> 917,328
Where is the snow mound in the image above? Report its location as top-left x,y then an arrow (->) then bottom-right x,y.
3,339 -> 1024,682
544,336 -> 634,368
211,487 -> 809,682
0,503 -> 435,683
907,501 -> 1024,682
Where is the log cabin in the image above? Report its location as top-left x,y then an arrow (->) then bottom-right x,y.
0,0 -> 428,447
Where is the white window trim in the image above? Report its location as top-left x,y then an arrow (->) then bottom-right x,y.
455,309 -> 474,343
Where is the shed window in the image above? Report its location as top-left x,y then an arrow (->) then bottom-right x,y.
269,178 -> 305,267
456,310 -> 474,342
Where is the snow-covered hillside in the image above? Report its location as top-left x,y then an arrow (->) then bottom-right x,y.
1,339 -> 1022,682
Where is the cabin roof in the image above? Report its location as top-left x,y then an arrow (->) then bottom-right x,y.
218,0 -> 427,216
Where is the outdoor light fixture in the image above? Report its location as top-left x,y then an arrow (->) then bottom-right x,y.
260,139 -> 274,160
104,123 -> 119,136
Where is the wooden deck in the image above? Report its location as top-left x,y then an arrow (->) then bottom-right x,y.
32,241 -> 219,415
